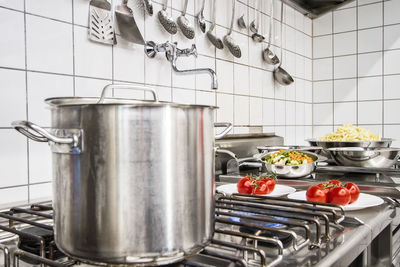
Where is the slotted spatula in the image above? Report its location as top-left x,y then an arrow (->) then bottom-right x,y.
88,0 -> 116,45
115,0 -> 145,44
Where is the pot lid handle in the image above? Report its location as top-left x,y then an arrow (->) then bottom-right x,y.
214,122 -> 233,140
98,84 -> 159,103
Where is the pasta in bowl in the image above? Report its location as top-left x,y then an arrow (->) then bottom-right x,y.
306,125 -> 394,150
319,125 -> 381,141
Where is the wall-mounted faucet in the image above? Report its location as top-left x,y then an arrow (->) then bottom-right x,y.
144,41 -> 218,90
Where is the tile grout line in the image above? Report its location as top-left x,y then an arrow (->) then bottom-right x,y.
314,21 -> 400,38
382,0 -> 385,137
23,0 -> 30,202
331,9 -> 334,132
313,47 -> 400,60
0,181 -> 52,191
355,0 -> 359,127
311,5 -> 314,138
72,0 -> 76,96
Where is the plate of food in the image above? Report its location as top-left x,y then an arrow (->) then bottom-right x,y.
287,180 -> 384,211
216,173 -> 296,197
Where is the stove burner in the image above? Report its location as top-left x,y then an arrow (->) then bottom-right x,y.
239,226 -> 293,247
17,227 -> 64,264
230,212 -> 288,229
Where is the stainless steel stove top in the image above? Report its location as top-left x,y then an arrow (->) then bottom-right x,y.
0,186 -> 398,267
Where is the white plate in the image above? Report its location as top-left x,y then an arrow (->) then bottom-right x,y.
216,184 -> 296,197
287,191 -> 384,211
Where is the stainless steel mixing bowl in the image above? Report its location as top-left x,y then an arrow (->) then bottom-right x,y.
327,147 -> 400,168
306,138 -> 394,159
262,151 -> 327,178
306,138 -> 394,149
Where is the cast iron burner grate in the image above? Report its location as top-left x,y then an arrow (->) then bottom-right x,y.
0,196 -> 348,267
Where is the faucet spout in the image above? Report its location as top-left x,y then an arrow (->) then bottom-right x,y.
145,41 -> 218,90
171,59 -> 218,89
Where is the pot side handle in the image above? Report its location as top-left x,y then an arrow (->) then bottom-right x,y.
98,84 -> 159,103
214,122 -> 232,140
11,120 -> 78,147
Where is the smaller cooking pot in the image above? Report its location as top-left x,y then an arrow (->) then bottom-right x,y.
229,151 -> 327,178
263,151 -> 326,178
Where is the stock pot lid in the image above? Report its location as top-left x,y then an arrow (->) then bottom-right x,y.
45,97 -> 217,109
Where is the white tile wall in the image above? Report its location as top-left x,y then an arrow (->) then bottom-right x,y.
334,102 -> 357,125
1,0 -> 399,205
334,79 -> 357,102
0,8 -> 25,69
334,32 -> 356,56
312,0 -> 400,141
358,28 -> 382,53
333,8 -> 356,33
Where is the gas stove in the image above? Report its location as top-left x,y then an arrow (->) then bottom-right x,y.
0,190 -> 398,267
2,133 -> 400,266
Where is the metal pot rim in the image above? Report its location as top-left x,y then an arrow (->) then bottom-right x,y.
327,147 -> 400,152
261,150 -> 324,162
306,138 -> 395,143
45,97 -> 218,109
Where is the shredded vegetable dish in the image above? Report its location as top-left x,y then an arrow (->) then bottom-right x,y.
320,125 -> 381,141
264,150 -> 314,166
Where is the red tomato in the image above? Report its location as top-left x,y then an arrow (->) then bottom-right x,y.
253,178 -> 276,195
345,182 -> 360,204
237,176 -> 253,194
306,186 -> 327,203
327,187 -> 351,205
237,176 -> 276,195
253,179 -> 269,195
329,180 -> 342,186
317,182 -> 330,194
265,178 -> 276,193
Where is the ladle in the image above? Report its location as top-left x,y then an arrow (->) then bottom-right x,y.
262,0 -> 280,65
158,0 -> 177,34
250,0 -> 265,42
197,0 -> 206,33
177,0 -> 195,39
223,0 -> 241,58
273,1 -> 294,86
142,0 -> 153,15
237,14 -> 246,29
249,0 -> 258,33
206,0 -> 224,49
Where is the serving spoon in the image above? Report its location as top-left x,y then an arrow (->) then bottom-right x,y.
177,0 -> 195,39
223,0 -> 241,58
158,0 -> 177,34
197,0 -> 206,33
237,14 -> 246,29
142,0 -> 153,15
249,0 -> 258,33
273,1 -> 294,86
206,0 -> 224,49
262,0 -> 280,65
250,0 -> 265,42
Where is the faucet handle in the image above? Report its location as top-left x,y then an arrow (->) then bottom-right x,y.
178,44 -> 198,58
188,44 -> 198,57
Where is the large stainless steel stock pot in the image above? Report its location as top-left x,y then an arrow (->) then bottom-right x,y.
12,84 -> 232,265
